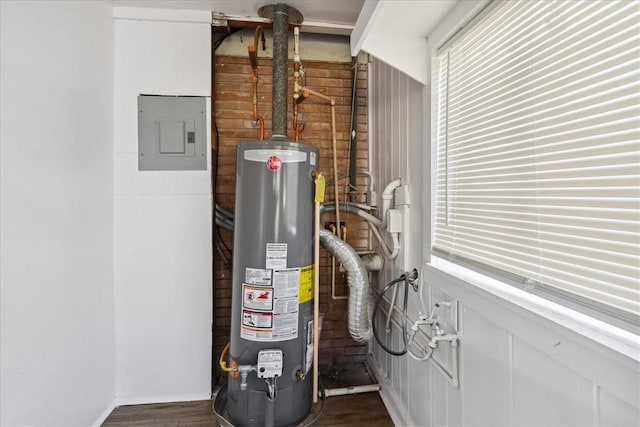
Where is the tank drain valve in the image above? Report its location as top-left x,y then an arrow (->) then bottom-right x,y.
237,365 -> 257,390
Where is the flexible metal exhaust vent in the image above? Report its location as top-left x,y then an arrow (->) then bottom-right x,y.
258,4 -> 303,138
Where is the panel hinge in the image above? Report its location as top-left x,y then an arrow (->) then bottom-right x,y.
211,12 -> 228,27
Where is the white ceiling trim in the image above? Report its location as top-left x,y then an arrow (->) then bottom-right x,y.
113,6 -> 355,35
213,13 -> 355,35
109,1 -> 365,35
113,6 -> 212,23
350,0 -> 459,85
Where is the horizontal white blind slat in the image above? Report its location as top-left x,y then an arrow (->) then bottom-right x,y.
433,0 -> 640,324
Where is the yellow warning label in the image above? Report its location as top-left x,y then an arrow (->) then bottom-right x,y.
314,173 -> 325,203
299,265 -> 314,304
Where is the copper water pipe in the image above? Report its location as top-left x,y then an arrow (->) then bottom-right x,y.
292,73 -> 300,141
292,88 -> 306,141
297,86 -> 332,103
292,89 -> 313,141
247,25 -> 264,70
295,84 -> 341,239
248,26 -> 265,140
251,72 -> 265,140
293,106 -> 305,142
254,25 -> 265,54
292,26 -> 305,142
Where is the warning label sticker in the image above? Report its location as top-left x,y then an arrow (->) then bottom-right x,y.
299,265 -> 314,304
240,266 -> 301,342
245,268 -> 271,286
241,327 -> 277,341
243,285 -> 273,311
243,310 -> 272,328
266,243 -> 287,269
305,319 -> 314,373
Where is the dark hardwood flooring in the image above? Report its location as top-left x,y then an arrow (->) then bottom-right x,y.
103,400 -> 217,426
102,392 -> 394,426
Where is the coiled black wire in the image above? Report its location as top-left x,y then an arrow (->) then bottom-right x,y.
372,274 -> 409,356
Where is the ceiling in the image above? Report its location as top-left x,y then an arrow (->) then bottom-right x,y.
109,0 -> 366,31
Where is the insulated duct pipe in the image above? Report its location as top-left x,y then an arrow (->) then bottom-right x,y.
319,228 -> 372,342
271,3 -> 289,137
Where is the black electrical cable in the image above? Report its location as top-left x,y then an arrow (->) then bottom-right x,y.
212,122 -> 233,271
372,274 -> 409,356
214,27 -> 242,51
211,25 -> 242,274
214,226 -> 232,270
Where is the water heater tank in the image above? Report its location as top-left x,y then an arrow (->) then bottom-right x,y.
227,139 -> 318,426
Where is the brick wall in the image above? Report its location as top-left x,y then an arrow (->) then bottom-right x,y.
213,53 -> 370,381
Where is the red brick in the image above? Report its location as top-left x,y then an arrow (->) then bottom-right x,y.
213,55 -> 369,366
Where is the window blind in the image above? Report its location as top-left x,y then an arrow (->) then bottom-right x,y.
433,0 -> 640,326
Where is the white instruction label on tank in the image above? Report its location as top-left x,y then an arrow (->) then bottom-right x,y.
310,152 -> 316,166
266,243 -> 287,269
272,268 -> 299,298
305,319 -> 314,373
241,266 -> 300,342
245,268 -> 272,286
272,312 -> 298,339
271,268 -> 299,339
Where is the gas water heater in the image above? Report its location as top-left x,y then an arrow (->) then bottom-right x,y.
227,140 -> 317,426
221,4 -> 319,426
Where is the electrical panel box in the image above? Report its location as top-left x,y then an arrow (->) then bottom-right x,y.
138,95 -> 207,171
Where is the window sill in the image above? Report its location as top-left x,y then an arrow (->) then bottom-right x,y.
427,257 -> 640,362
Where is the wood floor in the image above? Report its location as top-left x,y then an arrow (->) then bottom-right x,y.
102,392 -> 394,426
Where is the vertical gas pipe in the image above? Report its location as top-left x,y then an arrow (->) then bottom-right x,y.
271,3 -> 289,138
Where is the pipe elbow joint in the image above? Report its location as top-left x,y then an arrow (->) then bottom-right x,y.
382,178 -> 402,197
428,333 -> 459,349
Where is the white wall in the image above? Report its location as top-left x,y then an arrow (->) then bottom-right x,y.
113,8 -> 213,404
216,28 -> 352,62
351,0 -> 458,84
364,3 -> 640,425
0,1 -> 116,425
